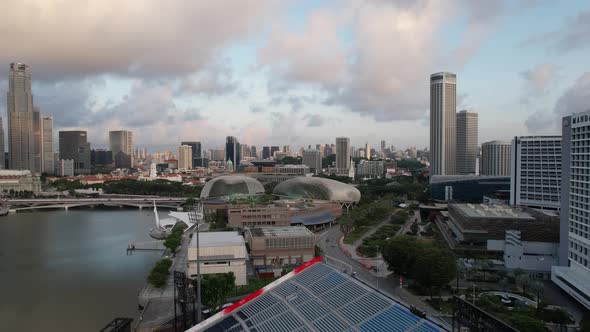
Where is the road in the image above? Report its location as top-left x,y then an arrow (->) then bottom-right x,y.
318,225 -> 440,316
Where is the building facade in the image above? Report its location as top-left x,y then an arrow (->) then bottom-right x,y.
302,149 -> 321,174
510,136 -> 561,210
0,169 -> 41,194
0,117 -> 4,169
41,116 -> 54,174
58,131 -> 91,174
245,226 -> 316,267
181,141 -> 202,168
32,106 -> 42,173
109,130 -> 133,168
481,140 -> 511,176
57,159 -> 74,177
225,136 -> 241,169
456,110 -> 478,175
178,145 -> 193,170
187,231 -> 247,286
430,72 -> 457,175
7,63 -> 34,171
357,160 -> 384,179
552,113 -> 590,310
335,137 -> 350,174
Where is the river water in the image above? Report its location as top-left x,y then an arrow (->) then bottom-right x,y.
0,209 -> 163,332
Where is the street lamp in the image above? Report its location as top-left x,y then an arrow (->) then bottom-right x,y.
188,201 -> 204,324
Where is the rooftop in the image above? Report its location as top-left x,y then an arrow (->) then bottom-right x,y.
188,258 -> 446,332
249,226 -> 314,238
189,231 -> 245,248
452,204 -> 535,220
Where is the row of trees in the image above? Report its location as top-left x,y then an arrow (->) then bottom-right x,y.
192,272 -> 236,312
49,178 -> 203,197
147,258 -> 173,288
381,235 -> 456,297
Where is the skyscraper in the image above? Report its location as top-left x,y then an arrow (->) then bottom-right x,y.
552,112 -> 590,310
178,145 -> 193,170
0,117 -> 4,169
250,146 -> 257,159
365,143 -> 371,160
33,106 -> 42,173
225,136 -> 241,169
59,131 -> 91,174
510,136 -> 561,210
7,63 -> 34,171
41,116 -> 54,174
480,140 -> 511,176
430,72 -> 457,175
181,141 -> 202,168
302,149 -> 321,174
336,137 -> 350,174
270,146 -> 280,159
109,130 -> 133,168
380,140 -> 386,156
262,146 -> 271,159
456,110 -> 478,175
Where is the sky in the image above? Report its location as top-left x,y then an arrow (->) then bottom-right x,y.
1,0 -> 589,152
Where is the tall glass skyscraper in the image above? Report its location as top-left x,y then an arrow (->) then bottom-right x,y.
336,137 -> 350,174
225,136 -> 241,169
7,63 -> 34,171
430,72 -> 457,175
456,110 -> 478,175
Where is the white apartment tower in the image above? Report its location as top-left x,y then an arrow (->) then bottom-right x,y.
456,110 -> 478,175
7,63 -> 34,171
510,136 -> 561,210
552,112 -> 590,310
481,140 -> 511,176
336,137 -> 350,174
365,143 -> 371,160
178,145 -> 193,170
302,149 -> 321,175
41,116 -> 54,174
430,72 -> 457,175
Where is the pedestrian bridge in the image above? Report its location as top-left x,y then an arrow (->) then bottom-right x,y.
5,197 -> 188,213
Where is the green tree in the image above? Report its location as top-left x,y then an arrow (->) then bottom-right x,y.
164,228 -> 183,252
195,272 -> 236,312
412,245 -> 457,298
381,235 -> 419,275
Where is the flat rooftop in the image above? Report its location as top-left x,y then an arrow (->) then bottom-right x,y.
189,231 -> 245,248
249,226 -> 314,238
452,204 -> 535,220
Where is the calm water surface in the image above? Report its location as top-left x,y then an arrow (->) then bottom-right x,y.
0,209 -> 162,332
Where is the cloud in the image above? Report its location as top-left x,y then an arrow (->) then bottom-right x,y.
257,0 -> 506,121
0,0 -> 280,81
522,10 -> 590,53
520,63 -> 559,102
554,73 -> 590,119
250,105 -> 265,114
525,110 -> 555,133
304,114 -> 327,127
176,59 -> 238,97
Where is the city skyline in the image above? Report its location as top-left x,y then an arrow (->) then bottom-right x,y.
0,1 -> 589,150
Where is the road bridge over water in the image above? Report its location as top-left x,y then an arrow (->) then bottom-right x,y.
4,197 -> 188,213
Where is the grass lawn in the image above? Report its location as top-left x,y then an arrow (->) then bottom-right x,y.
344,226 -> 370,244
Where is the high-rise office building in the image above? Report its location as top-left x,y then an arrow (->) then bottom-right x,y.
225,136 -> 241,169
302,149 -> 321,175
7,63 -> 34,171
380,140 -> 386,156
210,149 -> 225,161
41,116 -> 54,174
250,146 -> 257,159
283,145 -> 291,155
178,145 -> 193,170
0,117 -> 4,169
181,141 -> 202,168
430,72 -> 457,175
59,131 -> 91,174
481,140 -> 511,176
262,146 -> 271,159
365,143 -> 371,160
456,110 -> 478,175
336,137 -> 350,174
510,136 -> 561,210
109,130 -> 133,168
552,112 -> 590,310
32,106 -> 42,173
91,149 -> 113,167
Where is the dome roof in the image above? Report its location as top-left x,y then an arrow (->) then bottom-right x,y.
273,177 -> 361,203
200,175 -> 265,199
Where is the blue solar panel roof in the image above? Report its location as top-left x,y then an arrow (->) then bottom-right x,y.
188,261 -> 447,332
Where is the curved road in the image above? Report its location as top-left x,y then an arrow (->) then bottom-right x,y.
318,225 -> 440,317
